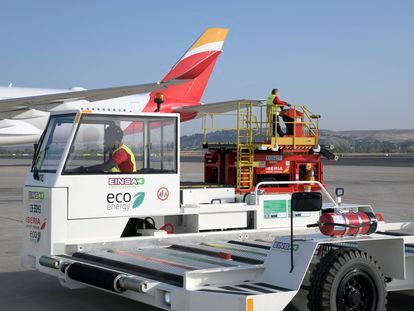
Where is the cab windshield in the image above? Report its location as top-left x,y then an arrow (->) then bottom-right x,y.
63,114 -> 177,174
32,114 -> 76,173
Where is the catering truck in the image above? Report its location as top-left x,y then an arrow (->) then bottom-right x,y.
22,106 -> 414,311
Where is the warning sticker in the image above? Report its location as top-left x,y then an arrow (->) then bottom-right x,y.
263,200 -> 290,218
157,187 -> 169,201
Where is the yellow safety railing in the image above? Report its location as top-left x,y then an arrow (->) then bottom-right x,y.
202,101 -> 319,149
202,111 -> 240,145
236,101 -> 254,189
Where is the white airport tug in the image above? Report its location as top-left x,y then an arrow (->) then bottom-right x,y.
21,108 -> 414,311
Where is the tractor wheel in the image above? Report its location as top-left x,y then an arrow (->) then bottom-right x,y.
308,248 -> 387,311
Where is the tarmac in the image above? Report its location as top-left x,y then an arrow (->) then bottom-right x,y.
1,160 -> 414,310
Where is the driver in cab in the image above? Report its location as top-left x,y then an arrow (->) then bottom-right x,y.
80,124 -> 137,173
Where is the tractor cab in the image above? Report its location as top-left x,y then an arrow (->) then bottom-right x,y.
23,110 -> 180,260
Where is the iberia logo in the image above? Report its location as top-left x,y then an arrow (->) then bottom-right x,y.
132,192 -> 145,208
28,218 -> 47,243
40,218 -> 47,230
36,218 -> 47,243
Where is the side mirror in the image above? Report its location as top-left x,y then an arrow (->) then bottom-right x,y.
335,187 -> 345,197
291,192 -> 322,212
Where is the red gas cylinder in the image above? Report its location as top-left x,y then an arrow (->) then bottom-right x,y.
319,211 -> 378,237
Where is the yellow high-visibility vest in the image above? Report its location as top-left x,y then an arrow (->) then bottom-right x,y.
267,94 -> 283,113
110,144 -> 137,173
266,94 -> 276,106
266,94 -> 279,117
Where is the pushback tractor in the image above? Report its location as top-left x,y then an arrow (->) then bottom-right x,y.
22,107 -> 414,311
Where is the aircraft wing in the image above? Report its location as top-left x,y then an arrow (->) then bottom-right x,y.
0,79 -> 187,113
173,99 -> 264,115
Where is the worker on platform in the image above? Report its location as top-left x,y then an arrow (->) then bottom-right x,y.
267,88 -> 290,136
80,124 -> 137,173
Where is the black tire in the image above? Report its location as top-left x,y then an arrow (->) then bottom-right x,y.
283,303 -> 298,311
308,248 -> 387,311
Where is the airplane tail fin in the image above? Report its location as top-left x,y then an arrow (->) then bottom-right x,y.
159,28 -> 229,103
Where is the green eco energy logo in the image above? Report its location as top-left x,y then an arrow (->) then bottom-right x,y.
133,192 -> 145,208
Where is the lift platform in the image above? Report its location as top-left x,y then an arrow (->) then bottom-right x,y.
201,101 -> 326,192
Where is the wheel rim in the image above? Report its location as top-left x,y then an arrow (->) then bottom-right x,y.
337,268 -> 377,311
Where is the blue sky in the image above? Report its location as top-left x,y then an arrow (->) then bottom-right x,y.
1,1 -> 413,134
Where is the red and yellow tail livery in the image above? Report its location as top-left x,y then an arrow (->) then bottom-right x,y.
143,28 -> 229,119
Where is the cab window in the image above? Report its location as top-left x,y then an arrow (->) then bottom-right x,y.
63,114 -> 177,174
32,114 -> 76,173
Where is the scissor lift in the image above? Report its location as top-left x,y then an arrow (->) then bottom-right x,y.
202,100 -> 327,193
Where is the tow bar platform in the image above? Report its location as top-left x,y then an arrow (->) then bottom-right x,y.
37,229 -> 410,311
